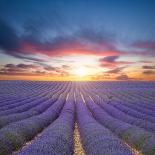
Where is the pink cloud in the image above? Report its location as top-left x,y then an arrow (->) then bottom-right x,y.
18,39 -> 124,57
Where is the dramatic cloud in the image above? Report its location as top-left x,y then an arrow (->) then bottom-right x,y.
18,31 -> 122,57
0,0 -> 154,80
0,17 -> 153,64
0,17 -> 123,61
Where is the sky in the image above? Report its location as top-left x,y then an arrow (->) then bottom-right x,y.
0,0 -> 155,81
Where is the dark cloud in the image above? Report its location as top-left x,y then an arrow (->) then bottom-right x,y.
142,65 -> 155,69
143,70 -> 155,75
0,18 -> 20,52
62,65 -> 71,69
5,64 -> 15,68
105,67 -> 125,74
34,70 -> 46,75
43,65 -> 59,71
116,74 -> 131,80
99,55 -> 132,69
16,63 -> 38,69
5,63 -> 38,69
0,63 -> 40,75
0,18 -> 46,62
99,56 -> 119,63
0,63 -> 70,76
13,54 -> 47,62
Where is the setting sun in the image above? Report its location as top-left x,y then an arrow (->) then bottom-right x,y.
74,68 -> 87,77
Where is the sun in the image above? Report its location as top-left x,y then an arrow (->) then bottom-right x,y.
75,68 -> 87,77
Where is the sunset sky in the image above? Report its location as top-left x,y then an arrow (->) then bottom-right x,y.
0,0 -> 155,81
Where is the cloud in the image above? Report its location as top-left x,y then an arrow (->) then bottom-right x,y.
91,74 -> 111,80
99,56 -> 119,62
5,63 -> 39,69
0,18 -> 20,52
128,41 -> 155,57
19,33 -> 122,57
142,65 -> 155,69
0,16 -> 154,67
133,41 -> 155,50
43,65 -> 59,71
0,18 -> 46,62
99,55 -> 132,69
139,61 -> 153,64
142,65 -> 155,75
0,18 -> 124,60
0,63 -> 71,77
76,28 -> 116,50
0,63 -> 40,75
105,67 -> 125,74
16,63 -> 38,69
62,65 -> 71,70
116,74 -> 132,80
143,70 -> 155,75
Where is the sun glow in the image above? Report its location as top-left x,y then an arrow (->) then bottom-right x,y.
74,68 -> 87,77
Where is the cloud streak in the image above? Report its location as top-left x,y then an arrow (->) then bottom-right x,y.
99,55 -> 133,69
116,74 -> 133,81
0,63 -> 71,77
143,65 -> 155,69
143,70 -> 155,75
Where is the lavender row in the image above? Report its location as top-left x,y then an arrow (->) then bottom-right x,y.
17,93 -> 75,155
0,82 -> 65,113
90,94 -> 155,133
0,91 -> 68,155
0,82 -> 61,106
0,83 -> 70,128
0,93 -> 47,112
0,83 -> 68,117
75,92 -> 134,155
0,92 -> 41,107
98,95 -> 155,124
0,95 -> 48,117
90,86 -> 155,111
85,86 -> 155,117
84,94 -> 155,155
115,99 -> 155,117
0,94 -> 59,129
114,93 -> 155,110
0,82 -> 60,107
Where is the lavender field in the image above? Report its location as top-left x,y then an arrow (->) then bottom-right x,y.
0,81 -> 155,155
